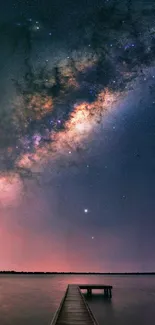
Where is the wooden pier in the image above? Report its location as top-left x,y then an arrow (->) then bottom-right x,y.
51,284 -> 112,325
79,284 -> 112,298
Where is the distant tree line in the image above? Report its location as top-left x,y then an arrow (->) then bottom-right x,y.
0,271 -> 155,275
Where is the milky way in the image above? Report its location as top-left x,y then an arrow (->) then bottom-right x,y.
1,0 -> 155,203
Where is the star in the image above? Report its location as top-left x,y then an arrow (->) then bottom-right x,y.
84,208 -> 88,213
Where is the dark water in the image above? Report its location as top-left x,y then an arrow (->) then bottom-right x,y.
0,275 -> 155,325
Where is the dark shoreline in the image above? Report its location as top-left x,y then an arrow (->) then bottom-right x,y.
0,271 -> 155,275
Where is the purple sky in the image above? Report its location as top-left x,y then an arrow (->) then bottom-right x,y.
0,0 -> 155,272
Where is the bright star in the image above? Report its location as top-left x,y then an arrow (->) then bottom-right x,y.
84,208 -> 88,213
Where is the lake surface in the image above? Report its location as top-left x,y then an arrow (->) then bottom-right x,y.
0,275 -> 155,325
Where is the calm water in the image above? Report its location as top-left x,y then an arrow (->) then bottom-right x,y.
0,275 -> 155,325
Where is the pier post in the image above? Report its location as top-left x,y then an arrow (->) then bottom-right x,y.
87,288 -> 92,296
104,288 -> 112,298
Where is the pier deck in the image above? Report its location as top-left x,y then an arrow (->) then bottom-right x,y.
79,284 -> 112,298
51,284 -> 99,325
51,284 -> 113,325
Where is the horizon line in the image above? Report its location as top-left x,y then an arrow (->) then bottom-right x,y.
0,271 -> 155,274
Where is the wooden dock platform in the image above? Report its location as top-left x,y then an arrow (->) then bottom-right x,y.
79,284 -> 112,298
51,284 -> 113,325
51,284 -> 99,325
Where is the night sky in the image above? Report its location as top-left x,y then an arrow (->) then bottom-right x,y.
0,0 -> 155,272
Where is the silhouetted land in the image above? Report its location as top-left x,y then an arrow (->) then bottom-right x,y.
0,271 -> 155,275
